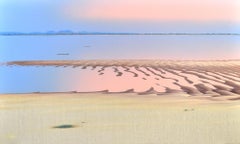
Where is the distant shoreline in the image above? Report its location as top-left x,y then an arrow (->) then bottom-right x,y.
1,32 -> 240,36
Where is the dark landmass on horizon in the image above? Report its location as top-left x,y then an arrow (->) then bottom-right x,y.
1,31 -> 240,36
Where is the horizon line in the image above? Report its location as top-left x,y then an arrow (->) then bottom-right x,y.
1,32 -> 240,36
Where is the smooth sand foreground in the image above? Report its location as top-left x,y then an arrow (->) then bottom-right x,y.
0,93 -> 240,144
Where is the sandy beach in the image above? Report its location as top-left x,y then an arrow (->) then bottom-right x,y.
1,93 -> 240,144
2,0 -> 240,143
1,60 -> 240,143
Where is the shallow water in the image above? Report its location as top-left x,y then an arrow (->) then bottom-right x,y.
0,66 -> 169,93
1,64 -> 240,95
1,35 -> 240,61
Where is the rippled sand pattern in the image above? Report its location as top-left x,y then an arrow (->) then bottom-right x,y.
7,60 -> 240,98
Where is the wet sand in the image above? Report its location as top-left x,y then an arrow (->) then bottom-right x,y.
5,60 -> 240,97
1,93 -> 240,144
6,59 -> 240,67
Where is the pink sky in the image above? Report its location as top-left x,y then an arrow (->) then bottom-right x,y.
64,0 -> 240,22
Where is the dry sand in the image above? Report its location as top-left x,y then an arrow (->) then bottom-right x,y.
1,93 -> 240,144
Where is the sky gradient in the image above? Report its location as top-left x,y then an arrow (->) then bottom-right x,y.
65,0 -> 240,22
1,0 -> 240,32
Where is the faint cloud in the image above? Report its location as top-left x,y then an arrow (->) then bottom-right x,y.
62,0 -> 240,22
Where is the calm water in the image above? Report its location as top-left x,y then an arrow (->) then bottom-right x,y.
1,35 -> 240,61
0,35 -> 240,93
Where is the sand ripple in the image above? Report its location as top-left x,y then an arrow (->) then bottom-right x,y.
6,60 -> 240,99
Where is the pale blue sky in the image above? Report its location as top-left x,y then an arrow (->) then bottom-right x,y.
0,0 -> 240,33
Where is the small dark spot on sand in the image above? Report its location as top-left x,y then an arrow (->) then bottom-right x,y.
184,108 -> 195,112
52,124 -> 77,129
81,121 -> 86,123
142,77 -> 147,80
